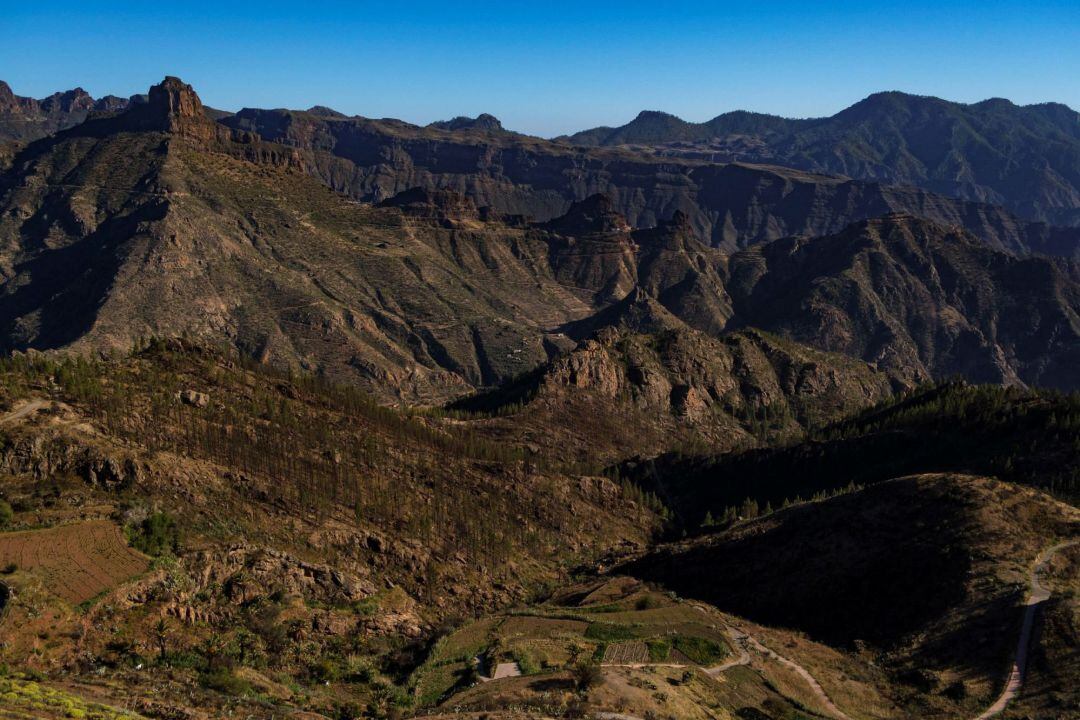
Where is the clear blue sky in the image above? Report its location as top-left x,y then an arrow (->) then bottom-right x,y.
2,1 -> 1077,136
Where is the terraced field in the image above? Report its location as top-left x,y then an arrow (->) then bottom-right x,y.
0,520 -> 149,604
602,640 -> 649,664
412,577 -> 733,708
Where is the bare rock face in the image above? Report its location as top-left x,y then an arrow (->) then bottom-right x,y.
120,76 -> 216,141
378,186 -> 481,226
148,76 -> 204,122
178,389 -> 209,408
188,545 -> 375,605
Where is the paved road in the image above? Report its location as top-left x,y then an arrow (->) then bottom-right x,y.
974,539 -> 1079,720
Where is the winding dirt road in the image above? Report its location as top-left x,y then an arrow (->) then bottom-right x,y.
974,539 -> 1078,720
693,604 -> 852,719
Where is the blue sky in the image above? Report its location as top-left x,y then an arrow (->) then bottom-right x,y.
2,1 -> 1077,136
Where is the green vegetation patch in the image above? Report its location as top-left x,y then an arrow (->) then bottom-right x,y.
0,676 -> 146,719
646,638 -> 671,662
126,512 -> 179,556
672,634 -> 727,665
584,622 -> 641,642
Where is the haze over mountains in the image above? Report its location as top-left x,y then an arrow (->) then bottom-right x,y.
0,74 -> 1078,720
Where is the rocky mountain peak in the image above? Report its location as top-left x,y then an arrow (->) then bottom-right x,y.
306,105 -> 346,118
146,76 -> 205,121
38,88 -> 95,114
0,80 -> 14,107
115,77 -> 217,140
634,110 -> 679,122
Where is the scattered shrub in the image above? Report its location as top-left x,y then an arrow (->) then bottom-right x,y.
127,512 -> 179,556
571,661 -> 602,691
199,669 -> 251,696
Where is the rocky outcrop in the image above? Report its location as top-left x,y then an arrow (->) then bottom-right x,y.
187,545 -> 376,605
0,431 -> 144,489
428,113 -> 505,132
377,186 -> 481,226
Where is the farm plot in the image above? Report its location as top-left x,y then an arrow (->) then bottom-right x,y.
0,520 -> 149,604
500,616 -> 588,639
603,641 -> 650,664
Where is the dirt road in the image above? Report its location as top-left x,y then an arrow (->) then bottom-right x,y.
692,603 -> 852,719
974,539 -> 1078,720
0,399 -> 47,425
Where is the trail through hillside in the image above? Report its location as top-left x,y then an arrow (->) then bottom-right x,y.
974,539 -> 1079,719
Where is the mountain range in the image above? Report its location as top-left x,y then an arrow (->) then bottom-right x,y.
560,91 -> 1080,227
1,77 -> 1078,400
0,75 -> 1078,720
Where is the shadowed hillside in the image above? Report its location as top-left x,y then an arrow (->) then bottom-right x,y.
620,474 -> 1080,717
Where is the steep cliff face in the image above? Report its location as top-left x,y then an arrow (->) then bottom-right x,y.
725,215 -> 1080,388
221,106 -> 1080,258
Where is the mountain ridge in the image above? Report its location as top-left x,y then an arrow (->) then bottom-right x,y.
4,78 -> 1079,257
559,90 -> 1080,227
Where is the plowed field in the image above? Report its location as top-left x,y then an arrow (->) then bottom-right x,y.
0,520 -> 149,604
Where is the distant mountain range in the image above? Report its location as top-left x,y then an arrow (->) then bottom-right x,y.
558,92 -> 1080,227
